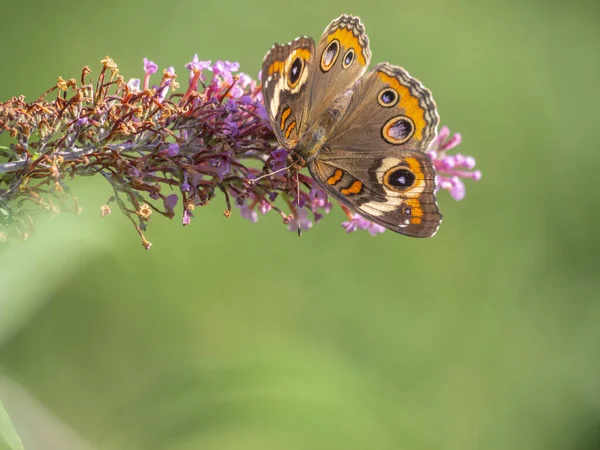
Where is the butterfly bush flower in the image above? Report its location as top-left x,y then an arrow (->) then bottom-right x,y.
143,58 -> 158,90
0,56 -> 480,247
342,213 -> 386,236
427,126 -> 481,201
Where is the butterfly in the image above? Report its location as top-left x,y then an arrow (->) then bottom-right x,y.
261,14 -> 442,237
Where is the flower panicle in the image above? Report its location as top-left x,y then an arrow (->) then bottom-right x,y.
0,56 -> 480,246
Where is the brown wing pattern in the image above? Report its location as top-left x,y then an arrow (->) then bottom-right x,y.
309,148 -> 442,237
261,37 -> 315,148
328,63 -> 439,152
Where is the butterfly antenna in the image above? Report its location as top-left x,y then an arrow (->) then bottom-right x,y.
296,169 -> 302,236
248,164 -> 293,184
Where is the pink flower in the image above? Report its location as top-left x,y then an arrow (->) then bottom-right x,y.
185,55 -> 212,75
428,126 -> 481,201
143,58 -> 158,76
239,203 -> 258,223
143,58 -> 158,90
182,209 -> 192,226
287,208 -> 313,232
213,60 -> 239,84
342,214 -> 386,236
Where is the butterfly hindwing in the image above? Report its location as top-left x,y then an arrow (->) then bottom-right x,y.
309,149 -> 442,237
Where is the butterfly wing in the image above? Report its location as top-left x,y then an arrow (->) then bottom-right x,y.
329,62 -> 439,152
261,37 -> 315,149
309,150 -> 441,237
262,15 -> 371,150
305,14 -> 371,123
309,63 -> 441,237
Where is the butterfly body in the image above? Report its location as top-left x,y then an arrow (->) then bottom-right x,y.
295,93 -> 351,161
262,15 -> 443,237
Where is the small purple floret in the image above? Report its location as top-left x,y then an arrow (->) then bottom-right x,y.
143,58 -> 158,76
166,143 -> 179,157
185,54 -> 212,74
342,214 -> 386,236
182,209 -> 192,226
270,148 -> 288,172
163,194 -> 178,214
428,126 -> 480,201
287,208 -> 313,232
240,203 -> 258,223
127,78 -> 141,93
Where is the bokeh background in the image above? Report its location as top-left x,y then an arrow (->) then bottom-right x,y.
1,0 -> 599,449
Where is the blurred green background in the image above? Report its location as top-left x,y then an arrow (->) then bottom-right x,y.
1,0 -> 599,449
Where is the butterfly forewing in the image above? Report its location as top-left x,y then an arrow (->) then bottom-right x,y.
261,37 -> 315,149
305,14 -> 371,124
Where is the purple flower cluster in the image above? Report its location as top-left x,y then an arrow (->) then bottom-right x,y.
342,214 -> 387,236
428,126 -> 481,201
128,56 -> 280,236
0,55 -> 481,246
